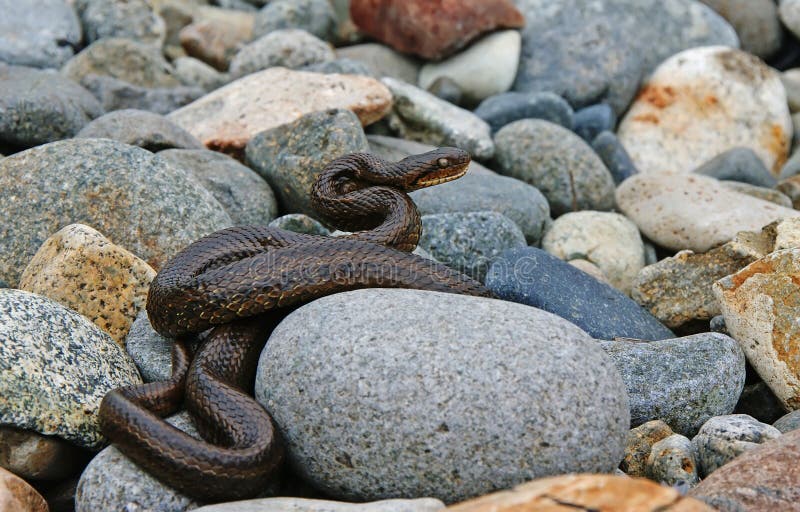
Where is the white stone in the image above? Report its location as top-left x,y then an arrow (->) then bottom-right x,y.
780,0 -> 800,40
192,497 -> 445,512
418,30 -> 520,103
618,46 -> 791,176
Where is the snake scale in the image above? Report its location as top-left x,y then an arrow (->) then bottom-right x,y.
99,147 -> 493,502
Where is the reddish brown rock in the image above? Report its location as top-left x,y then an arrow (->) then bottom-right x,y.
0,467 -> 48,512
350,0 -> 525,60
689,428 -> 800,511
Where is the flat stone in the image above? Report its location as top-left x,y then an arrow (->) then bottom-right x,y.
0,64 -> 103,148
0,426 -> 88,480
0,138 -> 231,286
268,214 -> 330,236
722,181 -> 793,208
598,333 -> 745,436
0,0 -> 81,69
714,248 -> 800,410
572,104 -> 616,142
380,78 -> 494,159
158,149 -> 278,226
542,211 -> 644,294
253,0 -> 337,42
77,74 -> 204,115
18,224 -> 155,346
689,428 -> 800,510
418,212 -> 526,282
590,131 -> 638,185
79,0 -> 166,47
445,474 -> 715,511
774,410 -> 800,433
0,289 -> 141,449
493,119 -> 616,216
0,466 -> 48,512
618,46 -> 791,176
647,434 -> 700,487
693,147 -> 778,188
486,247 -> 674,341
256,289 -> 629,503
700,0 -> 782,59
75,109 -> 204,151
168,68 -> 390,159
245,108 -> 368,216
616,172 -> 799,252
621,420 -> 675,477
335,43 -> 419,83
193,497 -> 445,512
350,0 -> 524,60
473,92 -> 573,133
229,29 -> 335,78
691,414 -> 782,477
418,31 -> 520,105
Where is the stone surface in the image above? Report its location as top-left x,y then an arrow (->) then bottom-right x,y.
572,104 -> 616,142
245,109 -> 368,216
336,43 -> 420,83
542,211 -> 644,294
269,214 -> 331,236
350,0 -> 524,60
173,56 -> 229,92
194,498 -> 445,512
303,58 -> 372,77
700,0 -> 782,59
689,428 -> 800,511
620,420 -> 675,477
125,309 -> 174,383
253,0 -> 337,42
714,248 -> 800,410
78,74 -> 204,115
418,212 -> 526,282
0,0 -> 81,69
158,149 -> 278,226
79,0 -> 166,47
486,247 -> 674,341
257,289 -> 629,503
0,289 -> 141,449
598,333 -> 745,436
693,147 -> 778,188
18,224 -> 155,346
691,414 -> 782,477
179,12 -> 255,72
779,174 -> 800,208
0,426 -> 88,481
618,46 -> 791,176
0,138 -> 231,286
0,466 -> 48,512
230,29 -> 335,78
0,64 -> 103,148
473,92 -> 573,133
494,119 -> 616,216
733,381 -> 787,425
616,172 -> 799,253
446,474 -> 715,511
647,434 -> 699,487
169,68 -> 390,158
722,181 -> 794,208
774,410 -> 800,432
75,109 -> 203,151
590,131 -> 638,184
380,78 -> 494,159
418,31 -> 520,105
781,0 -> 800,42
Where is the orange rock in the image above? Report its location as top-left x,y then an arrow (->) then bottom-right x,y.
0,467 -> 48,512
446,474 -> 714,511
350,0 -> 525,60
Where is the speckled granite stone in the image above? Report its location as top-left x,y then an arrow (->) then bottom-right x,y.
0,289 -> 141,449
691,414 -> 782,476
268,214 -> 331,236
75,109 -> 204,151
647,434 -> 699,487
78,74 -> 204,115
620,420 -> 674,477
256,289 -> 629,503
0,138 -> 231,286
18,224 -> 155,346
79,0 -> 166,47
0,0 -> 81,69
230,29 -> 335,78
125,310 -> 173,383
253,0 -> 337,41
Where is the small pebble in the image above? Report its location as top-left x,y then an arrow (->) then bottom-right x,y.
691,414 -> 782,477
647,434 -> 700,487
591,131 -> 638,184
473,91 -> 574,133
572,104 -> 616,142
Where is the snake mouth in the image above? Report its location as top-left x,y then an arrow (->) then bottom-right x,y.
413,164 -> 469,188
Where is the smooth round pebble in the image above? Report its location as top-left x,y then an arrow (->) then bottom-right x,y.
229,29 -> 335,78
253,0 -> 337,41
572,103 -> 616,142
75,109 -> 204,151
474,91 -> 573,134
590,131 -> 638,184
647,434 -> 700,487
692,414 -> 783,477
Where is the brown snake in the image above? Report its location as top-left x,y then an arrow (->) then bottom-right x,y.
98,147 -> 493,502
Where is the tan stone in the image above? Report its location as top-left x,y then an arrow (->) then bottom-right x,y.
167,68 -> 392,158
620,420 -> 674,477
0,467 -> 47,512
445,474 -> 714,511
714,248 -> 800,410
0,426 -> 86,481
19,224 -> 155,346
178,6 -> 255,71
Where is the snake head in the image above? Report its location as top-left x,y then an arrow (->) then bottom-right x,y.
402,147 -> 471,190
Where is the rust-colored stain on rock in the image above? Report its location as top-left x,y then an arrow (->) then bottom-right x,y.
632,113 -> 660,124
637,84 -> 677,109
761,123 -> 789,174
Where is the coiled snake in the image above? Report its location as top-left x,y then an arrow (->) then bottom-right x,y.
99,147 -> 492,502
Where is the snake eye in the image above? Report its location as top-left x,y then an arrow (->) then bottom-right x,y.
437,158 -> 449,167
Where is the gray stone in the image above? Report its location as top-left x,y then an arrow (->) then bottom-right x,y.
597,333 -> 745,437
75,109 -> 204,151
734,382 -> 787,425
303,58 -> 372,77
0,289 -> 141,449
245,108 -> 368,216
173,57 -> 229,91
74,413 -> 200,512
691,414 -> 782,476
473,92 -> 573,133
774,410 -> 800,433
572,104 -> 616,142
79,74 -> 204,115
158,149 -> 278,226
193,498 -> 445,512
693,147 -> 777,188
125,309 -> 172,383
336,43 -> 419,84
647,434 -> 700,487
268,214 -> 330,236
784,68 -> 800,114
253,0 -> 337,42
700,0 -> 782,59
0,64 -> 103,148
721,181 -> 794,208
79,0 -> 166,48
256,289 -> 630,503
380,77 -> 495,160
0,0 -> 81,69
0,138 -> 231,286
230,29 -> 335,78
781,0 -> 800,42
590,131 -> 638,185
424,76 -> 463,106
493,119 -> 615,216
781,146 -> 800,179
418,212 -> 527,282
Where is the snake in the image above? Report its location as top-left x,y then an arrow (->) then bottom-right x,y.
98,147 -> 493,502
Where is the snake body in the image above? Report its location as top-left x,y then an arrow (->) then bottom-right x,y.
99,147 -> 492,502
